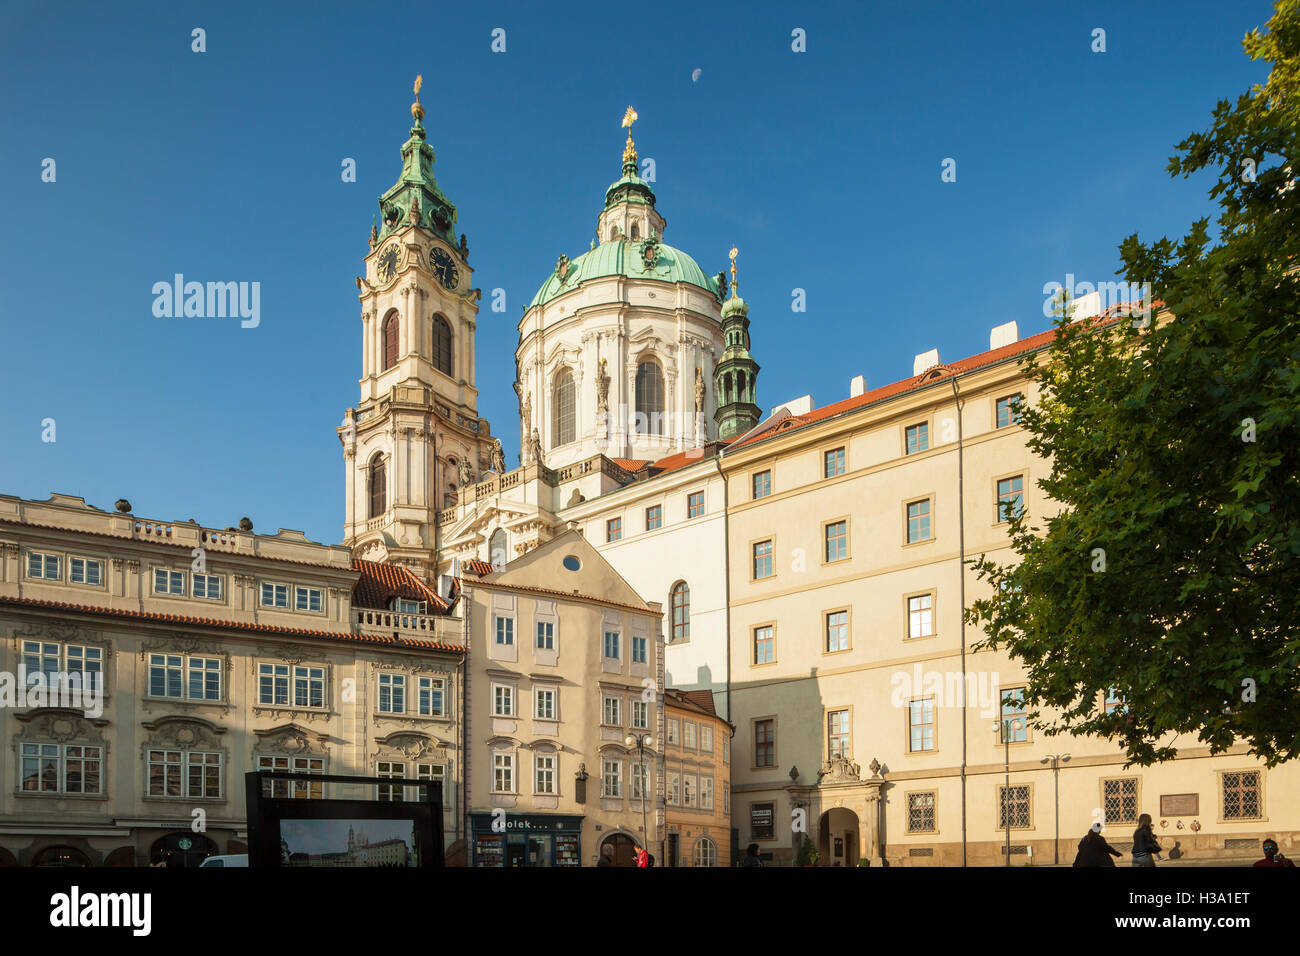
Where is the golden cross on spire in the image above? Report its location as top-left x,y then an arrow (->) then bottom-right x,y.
411,74 -> 425,121
729,246 -> 739,298
622,106 -> 639,166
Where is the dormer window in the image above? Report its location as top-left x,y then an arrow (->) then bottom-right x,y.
393,598 -> 426,615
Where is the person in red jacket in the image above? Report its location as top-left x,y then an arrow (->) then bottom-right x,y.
635,845 -> 649,868
1253,838 -> 1295,867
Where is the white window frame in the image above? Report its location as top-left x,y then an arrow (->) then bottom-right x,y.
148,653 -> 222,701
295,585 -> 325,613
602,695 -> 622,727
417,676 -> 444,716
535,620 -> 554,650
192,572 -> 224,601
154,567 -> 187,596
27,551 -> 61,581
493,683 -> 516,717
602,758 -> 622,798
20,742 -> 103,795
493,753 -> 514,793
147,749 -> 222,799
260,581 -> 290,608
378,673 -> 407,714
495,616 -> 515,646
69,556 -> 103,586
534,754 -> 555,794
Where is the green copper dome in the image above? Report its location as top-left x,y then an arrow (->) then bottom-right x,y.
529,239 -> 722,310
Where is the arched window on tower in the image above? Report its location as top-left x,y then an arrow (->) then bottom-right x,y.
609,226 -> 618,241
636,360 -> 665,435
368,453 -> 386,519
723,372 -> 734,406
382,311 -> 400,372
489,529 -> 508,570
631,223 -> 639,240
432,315 -> 453,376
552,368 -> 576,447
737,371 -> 747,402
670,581 -> 690,643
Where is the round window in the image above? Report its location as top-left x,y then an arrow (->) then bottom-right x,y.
562,555 -> 581,571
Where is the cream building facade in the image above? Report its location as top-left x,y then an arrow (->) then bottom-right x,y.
461,531 -> 665,866
0,493 -> 465,866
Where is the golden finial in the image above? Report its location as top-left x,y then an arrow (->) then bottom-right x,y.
622,106 -> 639,166
411,74 -> 425,121
729,246 -> 739,298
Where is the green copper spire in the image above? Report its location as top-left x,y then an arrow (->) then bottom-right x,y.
376,77 -> 458,246
714,247 -> 761,441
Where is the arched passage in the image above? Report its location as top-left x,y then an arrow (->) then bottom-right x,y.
818,807 -> 860,867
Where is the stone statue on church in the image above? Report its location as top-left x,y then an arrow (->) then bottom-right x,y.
457,457 -> 473,488
460,233 -> 469,259
596,358 -> 610,412
491,438 -> 507,475
521,390 -> 532,431
526,428 -> 544,468
694,365 -> 705,416
409,194 -> 421,225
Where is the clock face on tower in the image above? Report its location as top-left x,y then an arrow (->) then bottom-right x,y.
429,248 -> 460,290
377,244 -> 400,282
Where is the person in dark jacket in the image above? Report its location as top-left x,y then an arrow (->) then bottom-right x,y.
1252,838 -> 1295,867
740,843 -> 762,867
1073,822 -> 1122,867
1131,813 -> 1163,867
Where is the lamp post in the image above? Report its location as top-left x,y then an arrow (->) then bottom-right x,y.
993,716 -> 1024,866
1040,753 -> 1071,865
625,733 -> 652,858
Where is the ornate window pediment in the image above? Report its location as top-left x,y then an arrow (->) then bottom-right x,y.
253,723 -> 330,756
141,715 -> 228,752
374,731 -> 449,763
14,708 -> 110,744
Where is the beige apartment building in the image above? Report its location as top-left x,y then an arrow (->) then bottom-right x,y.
663,688 -> 732,866
0,493 -> 465,866
461,531 -> 665,866
722,321 -> 1300,866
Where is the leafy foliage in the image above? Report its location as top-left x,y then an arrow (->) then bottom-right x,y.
968,1 -> 1300,767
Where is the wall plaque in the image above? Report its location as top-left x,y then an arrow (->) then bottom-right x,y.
1160,793 -> 1199,816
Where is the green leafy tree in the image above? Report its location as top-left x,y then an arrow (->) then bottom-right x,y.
968,1 -> 1300,767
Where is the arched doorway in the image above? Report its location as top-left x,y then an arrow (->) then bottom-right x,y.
818,807 -> 861,867
104,846 -> 137,867
600,832 -> 639,867
33,846 -> 90,867
149,832 -> 217,867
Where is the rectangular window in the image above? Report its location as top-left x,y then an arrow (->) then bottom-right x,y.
535,755 -> 555,794
724,784 -> 730,813
495,617 -> 514,645
536,620 -> 554,650
69,557 -> 102,586
752,470 -> 772,499
258,663 -> 290,706
535,687 -> 556,720
631,761 -> 648,800
151,654 -> 221,700
752,540 -> 773,579
906,422 -> 929,455
415,676 -> 442,716
148,750 -> 221,799
668,772 -> 681,805
64,744 -> 103,794
666,718 -> 679,745
823,447 -> 846,478
294,666 -> 325,709
754,719 -> 775,767
295,586 -> 324,612
824,520 -> 848,562
260,582 -> 289,608
1222,771 -> 1262,821
997,475 -> 1025,522
1104,687 -> 1127,714
192,573 -> 223,600
493,684 -> 515,717
632,634 -> 647,664
602,696 -> 621,727
701,775 -> 714,810
258,755 -> 324,799
21,640 -> 60,684
687,491 -> 705,518
62,644 -> 102,688
1103,778 -> 1139,825
376,761 -> 406,801
684,722 -> 697,749
754,625 -> 774,665
996,393 -> 1023,429
828,709 -> 851,758
155,568 -> 186,596
751,802 -> 775,840
603,630 -> 620,659
21,743 -> 59,792
493,754 -> 514,793
606,518 -> 622,542
825,610 -> 849,652
908,594 -> 934,638
21,743 -> 102,795
27,552 -> 61,581
683,774 -> 697,808
1000,688 -> 1028,742
907,792 -> 937,833
415,763 -> 444,803
631,699 -> 649,730
998,785 -> 1031,829
378,673 -> 407,714
906,499 -> 932,543
602,759 -> 622,798
908,698 -> 935,752
701,726 -> 714,752
645,505 -> 663,531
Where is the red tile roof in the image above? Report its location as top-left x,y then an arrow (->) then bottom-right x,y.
352,559 -> 448,612
461,559 -> 495,577
665,687 -> 718,716
611,459 -> 650,473
0,596 -> 463,652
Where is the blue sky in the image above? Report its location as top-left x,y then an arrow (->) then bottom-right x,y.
0,0 -> 1275,543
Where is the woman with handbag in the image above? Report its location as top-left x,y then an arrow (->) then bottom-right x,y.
1131,813 -> 1163,867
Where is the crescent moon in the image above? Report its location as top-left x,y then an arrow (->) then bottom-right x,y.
691,68 -> 702,82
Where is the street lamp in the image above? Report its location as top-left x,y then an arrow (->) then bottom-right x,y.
992,716 -> 1024,866
1040,753 -> 1071,865
625,733 -> 653,859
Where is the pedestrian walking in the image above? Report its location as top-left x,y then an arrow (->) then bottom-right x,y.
635,845 -> 649,867
1072,822 -> 1122,867
1131,813 -> 1163,867
597,844 -> 614,867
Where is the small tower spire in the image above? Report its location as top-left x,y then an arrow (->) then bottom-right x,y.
714,246 -> 761,441
411,74 -> 424,124
729,245 -> 739,299
621,106 -> 639,173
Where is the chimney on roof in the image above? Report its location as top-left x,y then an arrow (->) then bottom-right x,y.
913,349 -> 940,376
850,375 -> 865,398
768,394 -> 814,419
1070,291 -> 1103,323
989,320 -> 1019,350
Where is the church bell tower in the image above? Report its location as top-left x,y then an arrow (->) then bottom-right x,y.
338,77 -> 493,574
